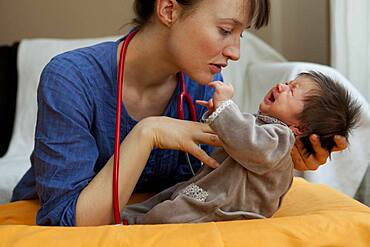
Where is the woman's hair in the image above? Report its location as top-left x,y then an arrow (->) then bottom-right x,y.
133,0 -> 270,29
297,71 -> 362,158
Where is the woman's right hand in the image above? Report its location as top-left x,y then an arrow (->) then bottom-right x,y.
291,134 -> 348,171
140,116 -> 223,168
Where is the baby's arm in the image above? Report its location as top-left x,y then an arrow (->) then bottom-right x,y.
196,81 -> 234,115
203,83 -> 295,174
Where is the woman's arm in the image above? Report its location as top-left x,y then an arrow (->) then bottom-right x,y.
75,117 -> 221,226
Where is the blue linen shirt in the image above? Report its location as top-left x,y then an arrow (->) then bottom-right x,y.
11,37 -> 222,226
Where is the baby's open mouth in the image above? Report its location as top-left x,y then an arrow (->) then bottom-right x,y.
268,91 -> 275,103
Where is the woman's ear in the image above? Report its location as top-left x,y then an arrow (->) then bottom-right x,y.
156,0 -> 181,27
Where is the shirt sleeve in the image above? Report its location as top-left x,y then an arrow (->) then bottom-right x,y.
33,58 -> 98,226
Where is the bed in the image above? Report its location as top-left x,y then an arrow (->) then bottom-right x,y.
1,178 -> 369,246
0,33 -> 369,246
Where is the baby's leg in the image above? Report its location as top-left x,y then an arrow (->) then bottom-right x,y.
121,181 -> 185,224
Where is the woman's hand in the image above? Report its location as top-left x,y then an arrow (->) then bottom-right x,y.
77,116 -> 222,226
291,134 -> 348,171
141,116 -> 223,168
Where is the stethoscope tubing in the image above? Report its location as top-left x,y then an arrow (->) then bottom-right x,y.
113,31 -> 198,225
113,31 -> 136,224
113,31 -> 204,225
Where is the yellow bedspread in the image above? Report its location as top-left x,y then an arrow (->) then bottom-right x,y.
1,178 -> 369,246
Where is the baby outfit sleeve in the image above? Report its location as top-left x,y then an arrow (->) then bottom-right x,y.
206,100 -> 295,175
33,58 -> 99,226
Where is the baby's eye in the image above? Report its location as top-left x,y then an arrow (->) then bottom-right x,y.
284,82 -> 294,95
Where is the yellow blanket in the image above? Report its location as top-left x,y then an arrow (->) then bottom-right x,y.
1,178 -> 369,246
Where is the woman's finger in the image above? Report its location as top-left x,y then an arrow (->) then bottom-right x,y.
309,134 -> 329,164
293,139 -> 320,171
196,133 -> 223,147
187,143 -> 220,168
290,144 -> 308,171
332,135 -> 348,151
198,122 -> 217,134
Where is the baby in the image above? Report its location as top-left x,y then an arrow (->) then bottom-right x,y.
122,71 -> 361,224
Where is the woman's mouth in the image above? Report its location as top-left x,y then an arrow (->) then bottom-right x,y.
209,64 -> 222,74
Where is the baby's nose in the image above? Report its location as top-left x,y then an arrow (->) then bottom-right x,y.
276,83 -> 289,92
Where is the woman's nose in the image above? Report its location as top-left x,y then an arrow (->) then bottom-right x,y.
223,40 -> 240,61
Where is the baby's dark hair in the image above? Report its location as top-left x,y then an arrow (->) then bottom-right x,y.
133,0 -> 270,29
297,71 -> 362,158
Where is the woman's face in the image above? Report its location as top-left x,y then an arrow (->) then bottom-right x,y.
167,0 -> 251,84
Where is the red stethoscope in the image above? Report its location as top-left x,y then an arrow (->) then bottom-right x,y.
113,31 -> 197,224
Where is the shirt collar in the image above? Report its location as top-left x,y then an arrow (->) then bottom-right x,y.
254,111 -> 288,127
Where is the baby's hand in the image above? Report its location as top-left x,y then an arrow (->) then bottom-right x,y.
208,81 -> 234,108
196,98 -> 215,114
196,81 -> 234,114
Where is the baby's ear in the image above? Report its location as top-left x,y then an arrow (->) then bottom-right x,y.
289,125 -> 304,136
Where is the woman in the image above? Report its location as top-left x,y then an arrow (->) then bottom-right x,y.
11,0 -> 347,226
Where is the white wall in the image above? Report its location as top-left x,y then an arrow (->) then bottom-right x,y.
252,0 -> 330,64
0,0 -> 329,65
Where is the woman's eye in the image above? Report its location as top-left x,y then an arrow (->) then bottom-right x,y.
219,28 -> 232,36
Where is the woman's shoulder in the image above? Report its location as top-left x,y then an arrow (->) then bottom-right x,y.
39,40 -> 119,94
45,41 -> 118,75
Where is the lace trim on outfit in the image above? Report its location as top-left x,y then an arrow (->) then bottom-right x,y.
203,100 -> 233,124
181,183 -> 208,202
203,100 -> 287,127
254,111 -> 288,126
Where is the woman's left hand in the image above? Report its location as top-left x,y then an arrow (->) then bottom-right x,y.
291,134 -> 348,171
144,116 -> 223,168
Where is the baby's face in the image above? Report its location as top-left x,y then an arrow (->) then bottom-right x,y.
259,76 -> 317,128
